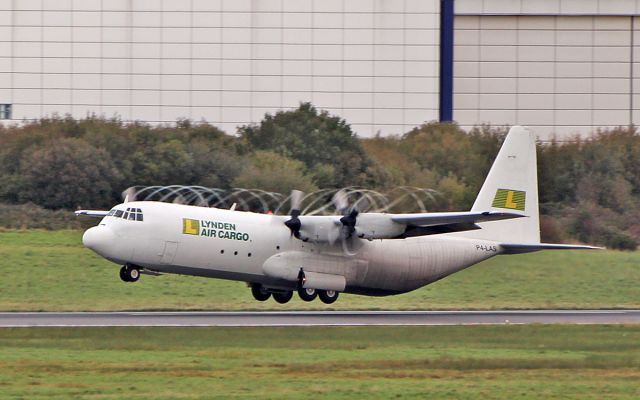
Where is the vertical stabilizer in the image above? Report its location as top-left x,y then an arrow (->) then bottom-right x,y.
459,126 -> 540,243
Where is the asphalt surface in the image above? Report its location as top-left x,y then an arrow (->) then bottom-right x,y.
0,310 -> 639,327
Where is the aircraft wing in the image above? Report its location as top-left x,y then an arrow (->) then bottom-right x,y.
390,211 -> 524,227
75,210 -> 109,218
293,211 -> 526,241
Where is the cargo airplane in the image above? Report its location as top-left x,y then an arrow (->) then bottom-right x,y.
77,126 -> 599,304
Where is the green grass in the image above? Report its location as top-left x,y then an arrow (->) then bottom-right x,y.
1,230 -> 639,311
0,325 -> 638,399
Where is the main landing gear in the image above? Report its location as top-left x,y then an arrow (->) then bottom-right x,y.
119,265 -> 140,282
250,283 -> 340,304
297,287 -> 317,302
318,289 -> 339,304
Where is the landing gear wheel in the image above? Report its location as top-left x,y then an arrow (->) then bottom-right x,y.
251,284 -> 271,301
273,291 -> 293,304
128,267 -> 140,282
119,266 -> 130,282
318,290 -> 339,304
298,287 -> 317,302
120,265 -> 140,283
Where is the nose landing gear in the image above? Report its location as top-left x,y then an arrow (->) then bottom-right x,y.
119,265 -> 140,282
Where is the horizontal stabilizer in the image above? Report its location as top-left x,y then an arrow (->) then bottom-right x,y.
75,210 -> 109,218
500,243 -> 604,254
391,211 -> 524,227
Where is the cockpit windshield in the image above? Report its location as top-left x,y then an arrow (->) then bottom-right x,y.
108,207 -> 143,222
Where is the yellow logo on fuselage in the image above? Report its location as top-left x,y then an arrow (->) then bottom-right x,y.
182,218 -> 250,241
183,218 -> 200,235
492,189 -> 526,211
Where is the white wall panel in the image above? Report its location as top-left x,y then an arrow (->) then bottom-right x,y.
131,75 -> 161,91
0,1 -> 439,135
73,89 -> 101,105
455,14 -> 640,138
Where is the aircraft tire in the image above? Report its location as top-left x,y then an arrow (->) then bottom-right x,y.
297,287 -> 317,302
273,291 -> 293,304
318,290 -> 339,304
251,284 -> 271,301
119,266 -> 130,282
128,267 -> 140,282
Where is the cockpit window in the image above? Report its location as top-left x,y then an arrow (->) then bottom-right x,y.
109,207 -> 143,221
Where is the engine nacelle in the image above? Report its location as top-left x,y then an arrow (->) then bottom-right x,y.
296,213 -> 406,242
353,213 -> 406,240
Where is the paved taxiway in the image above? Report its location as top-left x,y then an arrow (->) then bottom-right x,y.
0,310 -> 639,327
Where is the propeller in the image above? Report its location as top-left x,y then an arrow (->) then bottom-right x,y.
284,190 -> 306,240
333,190 -> 370,239
339,209 -> 359,239
332,190 -> 371,255
122,187 -> 137,203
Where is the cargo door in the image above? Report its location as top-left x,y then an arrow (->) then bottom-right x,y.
160,241 -> 179,265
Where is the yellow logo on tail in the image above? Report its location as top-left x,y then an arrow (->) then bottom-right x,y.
182,218 -> 200,235
492,189 -> 526,211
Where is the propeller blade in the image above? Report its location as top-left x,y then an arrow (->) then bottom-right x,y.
341,235 -> 357,256
122,187 -> 137,203
173,194 -> 186,204
290,189 -> 304,215
332,189 -> 350,214
284,190 -> 305,240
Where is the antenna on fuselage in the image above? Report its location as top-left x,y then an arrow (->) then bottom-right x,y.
229,203 -> 237,211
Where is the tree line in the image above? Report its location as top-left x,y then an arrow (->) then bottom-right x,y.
0,103 -> 638,249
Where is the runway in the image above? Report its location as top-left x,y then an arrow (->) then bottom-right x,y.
0,310 -> 639,327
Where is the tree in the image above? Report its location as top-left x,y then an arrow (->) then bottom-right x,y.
16,138 -> 121,209
233,151 -> 317,195
239,103 -> 373,188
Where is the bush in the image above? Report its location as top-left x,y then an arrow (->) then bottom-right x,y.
0,203 -> 96,230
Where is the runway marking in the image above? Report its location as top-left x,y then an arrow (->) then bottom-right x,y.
0,310 -> 639,327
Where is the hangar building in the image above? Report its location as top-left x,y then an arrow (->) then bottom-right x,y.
0,0 -> 639,138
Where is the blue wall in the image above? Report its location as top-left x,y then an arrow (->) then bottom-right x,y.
439,0 -> 454,122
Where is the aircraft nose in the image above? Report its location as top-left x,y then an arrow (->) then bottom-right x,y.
82,226 -> 116,255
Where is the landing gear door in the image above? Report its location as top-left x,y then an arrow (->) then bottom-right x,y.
160,241 -> 179,265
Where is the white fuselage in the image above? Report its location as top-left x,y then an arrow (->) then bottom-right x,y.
83,201 -> 504,296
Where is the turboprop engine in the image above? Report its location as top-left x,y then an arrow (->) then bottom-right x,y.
284,190 -> 407,243
290,213 -> 406,243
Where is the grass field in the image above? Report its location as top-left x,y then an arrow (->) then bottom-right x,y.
0,230 -> 639,311
0,325 -> 638,399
